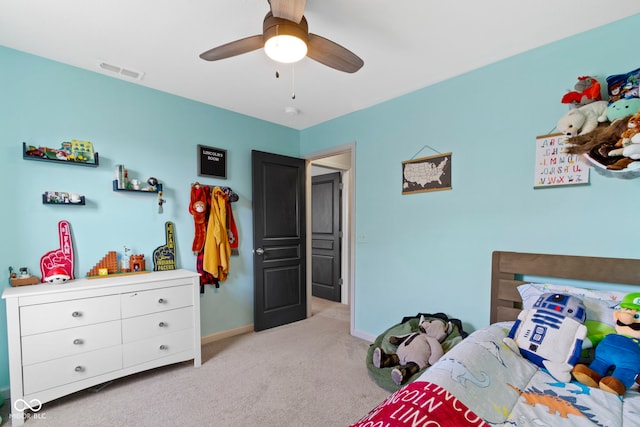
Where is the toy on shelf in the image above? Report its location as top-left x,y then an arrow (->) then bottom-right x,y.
42,191 -> 85,205
86,249 -> 148,278
86,251 -> 119,276
22,141 -> 99,166
129,254 -> 146,272
556,100 -> 609,137
40,220 -> 75,284
114,165 -> 162,193
561,76 -> 602,108
153,221 -> 177,271
8,266 -> 39,287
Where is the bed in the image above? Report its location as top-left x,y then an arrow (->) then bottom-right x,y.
352,251 -> 640,427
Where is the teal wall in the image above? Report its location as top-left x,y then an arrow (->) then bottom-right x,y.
300,14 -> 640,337
1,14 -> 640,391
0,46 -> 299,389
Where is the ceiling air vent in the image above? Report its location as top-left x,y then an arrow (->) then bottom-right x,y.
97,60 -> 145,81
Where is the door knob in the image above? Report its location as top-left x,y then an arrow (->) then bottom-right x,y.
255,248 -> 264,255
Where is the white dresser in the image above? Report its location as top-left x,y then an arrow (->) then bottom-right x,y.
2,269 -> 201,425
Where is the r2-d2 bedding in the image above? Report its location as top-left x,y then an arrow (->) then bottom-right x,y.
504,293 -> 587,382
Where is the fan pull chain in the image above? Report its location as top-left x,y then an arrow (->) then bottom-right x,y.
291,64 -> 296,100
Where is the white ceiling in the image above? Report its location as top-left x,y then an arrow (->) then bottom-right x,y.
2,1 -> 639,130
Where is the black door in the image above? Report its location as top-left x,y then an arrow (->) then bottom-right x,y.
311,172 -> 342,301
252,150 -> 306,331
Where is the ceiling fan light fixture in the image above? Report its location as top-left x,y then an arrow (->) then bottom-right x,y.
265,34 -> 307,63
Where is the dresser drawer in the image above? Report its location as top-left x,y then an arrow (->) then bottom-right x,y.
121,285 -> 193,318
122,307 -> 194,343
23,345 -> 122,395
22,320 -> 122,366
20,295 -> 120,336
122,329 -> 193,368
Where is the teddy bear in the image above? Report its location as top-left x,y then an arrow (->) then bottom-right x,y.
608,112 -> 640,160
572,292 -> 640,396
557,100 -> 609,137
372,316 -> 451,385
504,293 -> 587,382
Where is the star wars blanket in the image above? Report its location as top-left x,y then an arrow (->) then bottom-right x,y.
352,323 -> 640,426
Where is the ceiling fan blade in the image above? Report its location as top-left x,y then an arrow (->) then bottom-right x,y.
199,35 -> 264,61
307,34 -> 364,73
270,0 -> 306,23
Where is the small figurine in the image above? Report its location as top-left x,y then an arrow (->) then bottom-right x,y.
147,177 -> 158,191
158,191 -> 165,214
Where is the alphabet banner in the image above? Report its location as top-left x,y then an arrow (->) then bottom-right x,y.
534,133 -> 589,188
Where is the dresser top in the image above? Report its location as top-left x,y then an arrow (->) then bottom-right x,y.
2,269 -> 200,299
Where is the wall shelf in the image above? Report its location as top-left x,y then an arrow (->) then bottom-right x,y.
42,193 -> 85,205
23,142 -> 99,167
112,180 -> 162,193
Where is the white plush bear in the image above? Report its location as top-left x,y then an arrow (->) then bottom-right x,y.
557,100 -> 609,137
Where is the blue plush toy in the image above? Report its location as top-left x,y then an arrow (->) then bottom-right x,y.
504,293 -> 587,382
573,292 -> 640,395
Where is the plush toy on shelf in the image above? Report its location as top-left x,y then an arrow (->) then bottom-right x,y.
572,292 -> 640,396
607,112 -> 640,160
561,75 -> 602,108
556,100 -> 609,137
372,316 -> 452,385
606,97 -> 640,122
504,293 -> 587,382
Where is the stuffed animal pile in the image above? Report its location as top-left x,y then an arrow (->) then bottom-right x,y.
372,316 -> 452,385
559,69 -> 640,172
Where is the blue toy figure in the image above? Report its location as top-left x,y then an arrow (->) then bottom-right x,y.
504,293 -> 587,382
573,292 -> 640,395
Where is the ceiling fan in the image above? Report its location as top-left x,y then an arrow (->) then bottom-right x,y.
199,0 -> 364,73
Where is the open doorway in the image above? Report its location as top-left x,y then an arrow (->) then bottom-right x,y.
304,143 -> 355,334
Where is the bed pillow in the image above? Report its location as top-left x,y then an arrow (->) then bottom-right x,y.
517,283 -> 624,346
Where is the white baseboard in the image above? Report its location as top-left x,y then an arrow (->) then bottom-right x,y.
351,328 -> 376,343
200,324 -> 254,346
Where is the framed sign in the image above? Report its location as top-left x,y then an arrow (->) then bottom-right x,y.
402,152 -> 452,195
534,133 -> 588,187
198,145 -> 227,179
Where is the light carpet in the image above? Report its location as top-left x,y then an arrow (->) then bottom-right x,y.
11,298 -> 389,426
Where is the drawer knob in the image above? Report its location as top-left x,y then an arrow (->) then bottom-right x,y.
159,344 -> 167,351
73,339 -> 84,345
158,322 -> 166,328
158,298 -> 166,304
72,311 -> 82,317
75,366 -> 85,372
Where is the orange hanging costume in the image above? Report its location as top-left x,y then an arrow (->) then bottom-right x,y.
189,183 -> 208,252
203,187 -> 231,281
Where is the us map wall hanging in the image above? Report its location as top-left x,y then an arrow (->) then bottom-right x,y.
534,133 -> 589,188
402,152 -> 452,195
